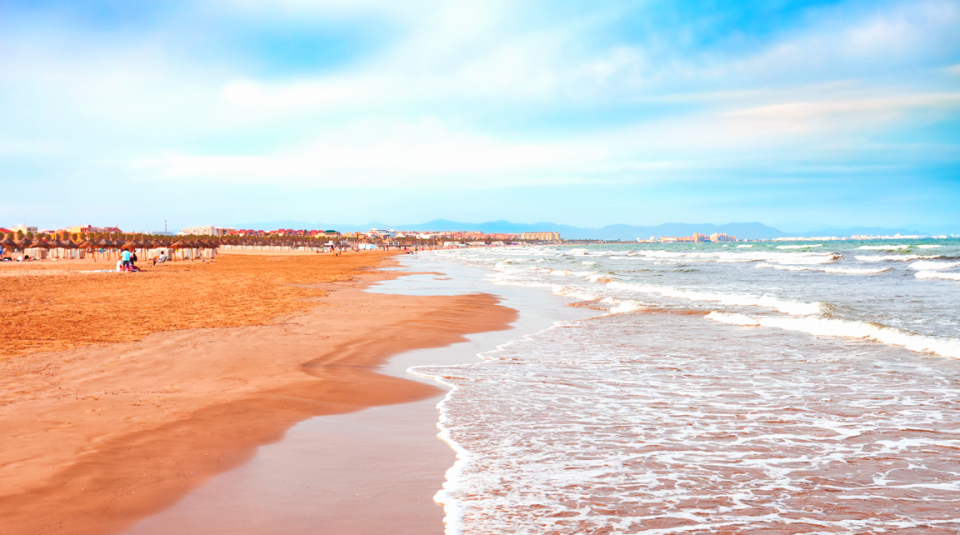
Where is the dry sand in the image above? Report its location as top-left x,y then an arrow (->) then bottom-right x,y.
0,252 -> 384,360
0,252 -> 517,534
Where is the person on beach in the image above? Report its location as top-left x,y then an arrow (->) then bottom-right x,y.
121,248 -> 132,271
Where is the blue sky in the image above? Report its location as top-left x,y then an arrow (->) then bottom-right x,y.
1,0 -> 958,231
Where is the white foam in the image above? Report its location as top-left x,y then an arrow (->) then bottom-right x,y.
777,244 -> 823,249
855,255 -> 938,262
606,298 -> 647,314
607,280 -> 822,315
706,312 -> 960,359
410,307 -> 960,535
737,244 -> 754,248
757,263 -> 890,275
630,250 -> 839,265
918,244 -> 942,249
915,271 -> 960,281
859,245 -> 910,250
909,261 -> 960,271
823,266 -> 890,275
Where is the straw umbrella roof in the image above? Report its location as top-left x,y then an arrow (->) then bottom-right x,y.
31,239 -> 52,249
77,239 -> 95,249
97,239 -> 111,247
0,237 -> 16,248
121,242 -> 137,251
169,240 -> 186,249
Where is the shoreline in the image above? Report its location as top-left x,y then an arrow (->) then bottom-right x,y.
0,254 -> 517,535
119,254 -> 597,535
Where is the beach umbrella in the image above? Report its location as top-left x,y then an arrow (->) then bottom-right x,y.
60,240 -> 78,260
76,239 -> 94,260
30,238 -> 51,260
169,240 -> 185,260
121,241 -> 136,252
97,238 -> 115,260
0,236 -> 16,257
14,238 -> 31,258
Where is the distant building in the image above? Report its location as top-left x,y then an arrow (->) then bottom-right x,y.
709,233 -> 737,242
520,231 -> 561,242
12,224 -> 39,234
178,226 -> 233,236
368,228 -> 397,238
68,225 -> 122,235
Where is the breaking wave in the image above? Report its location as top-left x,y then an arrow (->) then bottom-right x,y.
706,312 -> 960,359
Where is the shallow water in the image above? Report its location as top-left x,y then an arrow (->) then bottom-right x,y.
417,241 -> 960,534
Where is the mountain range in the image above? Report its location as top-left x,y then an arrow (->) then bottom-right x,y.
229,220 -> 957,240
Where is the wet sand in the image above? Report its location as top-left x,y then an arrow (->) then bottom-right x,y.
120,256 -> 596,535
0,254 -> 517,535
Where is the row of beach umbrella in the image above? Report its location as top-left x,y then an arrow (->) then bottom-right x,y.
1,237 -> 221,260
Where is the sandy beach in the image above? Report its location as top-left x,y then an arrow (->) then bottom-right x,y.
0,252 -> 517,535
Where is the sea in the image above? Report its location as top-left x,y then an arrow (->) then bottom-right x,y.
410,239 -> 960,534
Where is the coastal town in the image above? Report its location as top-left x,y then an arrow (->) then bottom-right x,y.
2,221 -> 956,262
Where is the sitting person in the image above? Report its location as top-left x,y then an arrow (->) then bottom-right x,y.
157,251 -> 167,263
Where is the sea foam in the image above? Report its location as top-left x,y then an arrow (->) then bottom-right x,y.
706,312 -> 960,359
606,280 -> 822,315
915,271 -> 960,281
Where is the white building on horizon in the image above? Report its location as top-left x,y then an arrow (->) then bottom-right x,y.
368,228 -> 397,238
178,226 -> 234,236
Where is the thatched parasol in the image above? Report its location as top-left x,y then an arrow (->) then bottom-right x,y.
0,236 -> 16,256
121,241 -> 137,251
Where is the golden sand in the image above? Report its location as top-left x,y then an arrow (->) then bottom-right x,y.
0,252 -> 389,360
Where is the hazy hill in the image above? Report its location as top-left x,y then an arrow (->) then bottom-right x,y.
231,219 -> 787,240
229,219 -> 956,240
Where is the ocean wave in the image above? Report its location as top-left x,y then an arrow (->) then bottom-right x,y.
757,263 -> 890,275
542,268 -> 598,278
909,261 -> 960,271
606,280 -> 822,315
629,250 -> 839,265
705,312 -> 960,359
777,244 -> 823,249
601,297 -> 648,314
915,271 -> 960,281
737,244 -> 753,248
859,245 -> 910,250
856,255 -> 938,262
918,244 -> 942,249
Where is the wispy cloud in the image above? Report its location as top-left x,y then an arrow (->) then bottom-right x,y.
0,0 -> 958,228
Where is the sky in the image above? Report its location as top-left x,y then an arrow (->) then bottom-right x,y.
1,0 -> 959,232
